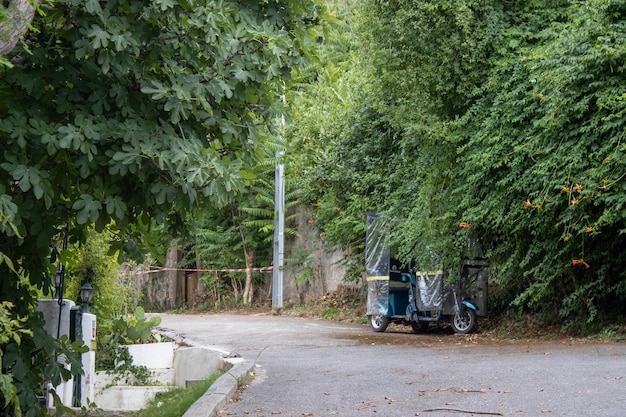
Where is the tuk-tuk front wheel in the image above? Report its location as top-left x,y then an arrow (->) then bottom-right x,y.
451,308 -> 477,334
369,314 -> 389,332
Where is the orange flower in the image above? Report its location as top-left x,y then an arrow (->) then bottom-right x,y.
572,259 -> 590,269
523,199 -> 532,209
571,198 -> 579,205
586,227 -> 593,233
561,186 -> 570,193
563,236 -> 570,241
535,204 -> 542,210
573,184 -> 583,193
458,222 -> 472,229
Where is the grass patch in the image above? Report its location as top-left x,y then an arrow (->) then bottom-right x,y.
136,371 -> 223,417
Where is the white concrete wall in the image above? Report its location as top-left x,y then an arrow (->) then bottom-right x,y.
35,299 -> 76,407
94,343 -> 226,411
126,342 -> 175,369
173,346 -> 224,388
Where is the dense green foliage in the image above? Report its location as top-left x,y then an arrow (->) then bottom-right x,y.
96,306 -> 163,385
0,0 -> 327,415
63,228 -> 137,318
182,150 -> 303,305
457,0 -> 626,328
292,0 -> 626,332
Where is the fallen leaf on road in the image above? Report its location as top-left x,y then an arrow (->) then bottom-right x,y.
303,413 -> 313,416
459,388 -> 487,393
385,396 -> 397,403
353,400 -> 376,410
616,376 -> 623,380
271,412 -> 282,415
541,409 -> 552,413
544,352 -> 552,355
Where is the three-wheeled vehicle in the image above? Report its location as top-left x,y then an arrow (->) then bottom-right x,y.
365,212 -> 488,334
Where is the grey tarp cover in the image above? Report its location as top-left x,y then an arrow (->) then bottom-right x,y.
365,212 -> 446,315
365,213 -> 389,316
416,271 -> 444,310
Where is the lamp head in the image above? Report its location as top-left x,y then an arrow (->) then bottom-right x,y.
79,283 -> 94,313
52,268 -> 63,299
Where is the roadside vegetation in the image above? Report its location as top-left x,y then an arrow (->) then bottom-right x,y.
134,373 -> 223,417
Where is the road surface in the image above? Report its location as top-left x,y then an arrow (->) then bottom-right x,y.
158,313 -> 626,417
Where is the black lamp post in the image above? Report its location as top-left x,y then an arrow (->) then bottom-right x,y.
52,267 -> 63,299
79,283 -> 94,313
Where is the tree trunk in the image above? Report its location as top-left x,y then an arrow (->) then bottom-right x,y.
163,239 -> 181,309
214,271 -> 221,304
0,0 -> 38,56
242,245 -> 255,305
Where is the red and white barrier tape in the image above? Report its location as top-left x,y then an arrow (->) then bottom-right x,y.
124,266 -> 275,276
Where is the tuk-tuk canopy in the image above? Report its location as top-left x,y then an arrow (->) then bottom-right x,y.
365,212 -> 390,278
365,212 -> 445,315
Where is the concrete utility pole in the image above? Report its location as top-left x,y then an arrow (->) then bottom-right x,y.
272,150 -> 285,308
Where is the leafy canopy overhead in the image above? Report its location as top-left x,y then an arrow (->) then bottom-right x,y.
0,0 -> 329,415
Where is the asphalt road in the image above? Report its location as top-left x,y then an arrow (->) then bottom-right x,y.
158,314 -> 626,417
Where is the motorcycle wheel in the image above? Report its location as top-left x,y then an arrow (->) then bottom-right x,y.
369,314 -> 389,332
411,321 -> 429,334
451,308 -> 477,334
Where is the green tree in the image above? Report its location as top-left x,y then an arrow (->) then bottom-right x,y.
63,228 -> 137,318
190,201 -> 274,306
457,0 -> 626,329
184,151 -> 301,306
285,0 -> 373,273
0,0 -> 328,414
293,0 -> 626,332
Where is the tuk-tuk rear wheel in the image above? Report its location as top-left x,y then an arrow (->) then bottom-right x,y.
369,314 -> 389,332
451,308 -> 477,334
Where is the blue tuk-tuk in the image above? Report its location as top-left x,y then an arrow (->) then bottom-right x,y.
365,212 -> 488,334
